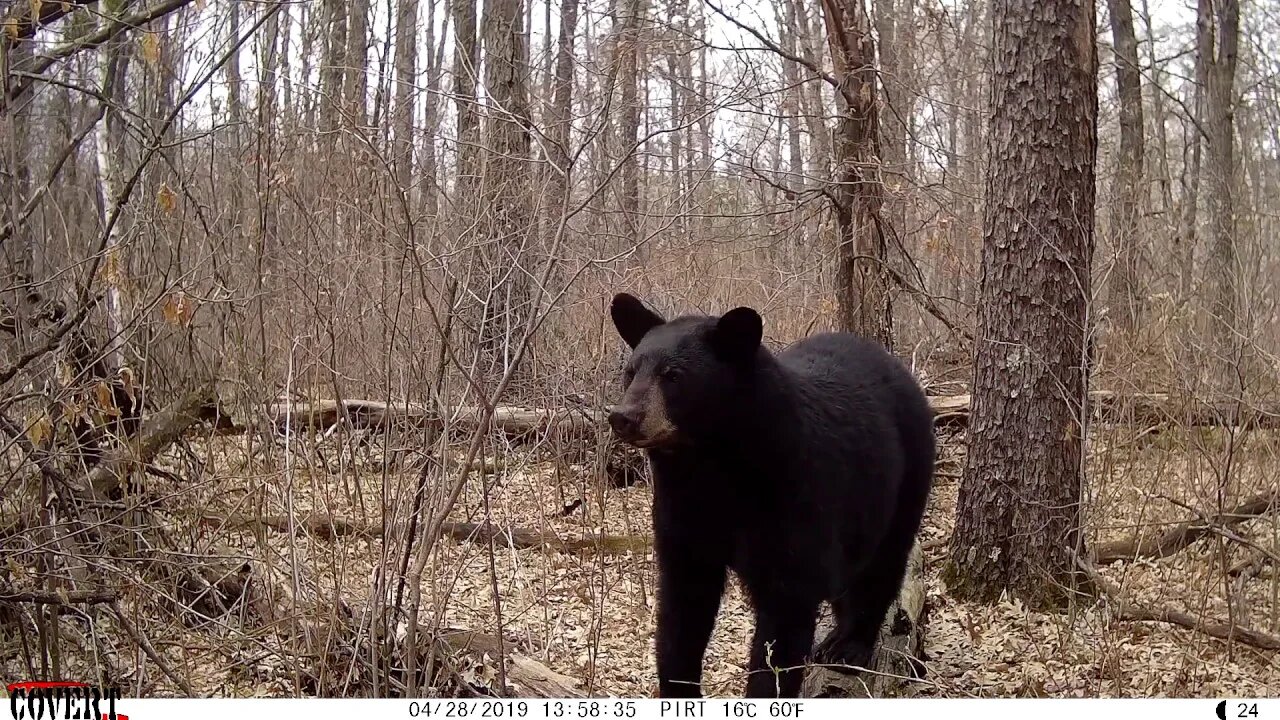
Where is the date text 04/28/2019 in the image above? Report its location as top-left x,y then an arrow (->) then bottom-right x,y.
404,700 -> 807,719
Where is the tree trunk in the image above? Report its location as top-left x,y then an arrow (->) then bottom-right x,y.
453,0 -> 481,195
257,4 -> 281,125
1139,0 -> 1174,247
475,0 -> 533,387
944,0 -> 1098,609
278,3 -> 293,115
618,0 -> 643,250
344,0 -> 370,127
545,0 -> 581,236
781,0 -> 804,202
1106,0 -> 1146,334
1,32 -> 34,319
874,0 -> 911,262
959,0 -> 986,311
1175,0 -> 1212,300
666,41 -> 685,234
225,0 -> 244,126
1204,0 -> 1239,358
393,0 -> 419,192
419,0 -> 450,219
319,0 -> 348,133
822,0 -> 892,348
94,28 -> 132,371
794,0 -> 831,184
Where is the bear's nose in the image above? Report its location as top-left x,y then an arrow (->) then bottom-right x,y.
607,407 -> 640,438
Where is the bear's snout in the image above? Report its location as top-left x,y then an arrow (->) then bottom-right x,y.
607,405 -> 642,441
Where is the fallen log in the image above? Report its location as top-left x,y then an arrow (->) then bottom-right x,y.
932,391 -> 1280,431
256,400 -> 607,440
506,656 -> 584,697
0,587 -> 118,605
204,512 -> 651,556
231,390 -> 1280,442
431,630 -> 584,697
802,539 -> 926,698
82,382 -> 219,498
1075,554 -> 1280,651
1094,490 -> 1279,564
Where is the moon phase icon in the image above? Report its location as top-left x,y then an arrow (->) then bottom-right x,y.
1217,701 -> 1227,720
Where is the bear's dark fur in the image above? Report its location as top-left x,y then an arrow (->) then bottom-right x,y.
606,293 -> 935,698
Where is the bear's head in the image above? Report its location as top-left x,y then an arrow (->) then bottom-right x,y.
606,292 -> 764,450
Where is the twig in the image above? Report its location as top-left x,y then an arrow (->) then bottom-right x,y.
5,0 -> 199,107
1094,490 -> 1279,564
109,600 -> 197,695
0,588 -> 118,605
205,512 -> 649,555
0,0 -> 97,43
1073,553 -> 1280,651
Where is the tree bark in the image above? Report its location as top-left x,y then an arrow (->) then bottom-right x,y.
1138,0 -> 1174,258
822,0 -> 893,348
453,0 -> 481,194
94,24 -> 132,372
944,0 -> 1098,608
617,0 -> 644,250
225,0 -> 244,126
319,0 -> 348,133
1175,0 -> 1212,300
874,0 -> 912,264
474,0 -> 534,387
1106,0 -> 1146,333
393,0 -> 419,192
1,30 -> 35,323
1204,0 -> 1239,359
419,0 -> 450,218
344,0 -> 370,127
957,1 -> 985,311
665,8 -> 686,233
545,0 -> 581,238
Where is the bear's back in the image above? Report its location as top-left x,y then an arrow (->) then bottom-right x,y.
777,332 -> 916,403
773,330 -> 934,493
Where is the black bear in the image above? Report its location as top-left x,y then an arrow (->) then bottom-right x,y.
606,293 -> 934,698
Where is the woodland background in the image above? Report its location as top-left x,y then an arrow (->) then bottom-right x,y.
1,0 -> 1279,698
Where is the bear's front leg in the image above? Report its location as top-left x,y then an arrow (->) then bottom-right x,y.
655,557 -> 726,698
744,598 -> 819,698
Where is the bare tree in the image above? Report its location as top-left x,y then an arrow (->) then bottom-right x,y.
875,0 -> 913,258
1,27 -> 35,311
345,0 -> 371,126
1204,0 -> 1240,357
474,0 -> 534,385
1106,0 -> 1146,333
1175,0 -> 1213,299
419,0 -> 450,218
822,0 -> 892,347
779,0 -> 805,203
454,0 -> 481,193
226,0 -> 245,126
393,0 -> 419,191
94,23 -> 132,370
320,0 -> 349,132
546,0 -> 582,234
944,0 -> 1097,607
618,0 -> 644,249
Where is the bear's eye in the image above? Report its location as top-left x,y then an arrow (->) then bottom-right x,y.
659,367 -> 681,383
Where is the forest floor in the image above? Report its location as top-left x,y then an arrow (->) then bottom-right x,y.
4,428 -> 1279,697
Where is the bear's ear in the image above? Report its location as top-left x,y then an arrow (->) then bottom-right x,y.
611,293 -> 665,349
712,306 -> 763,362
